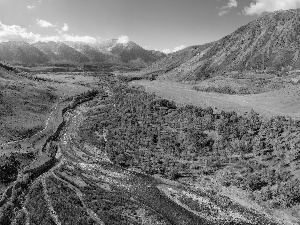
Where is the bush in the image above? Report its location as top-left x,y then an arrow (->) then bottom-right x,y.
0,156 -> 19,183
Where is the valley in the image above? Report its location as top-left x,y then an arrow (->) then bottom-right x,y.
2,5 -> 300,225
0,73 -> 288,225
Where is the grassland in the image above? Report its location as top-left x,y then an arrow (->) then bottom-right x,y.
130,79 -> 300,119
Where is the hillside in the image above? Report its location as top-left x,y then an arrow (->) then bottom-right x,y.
141,9 -> 300,81
92,39 -> 166,63
0,41 -> 49,65
33,41 -> 90,63
0,68 -> 57,143
141,43 -> 215,80
65,42 -> 111,62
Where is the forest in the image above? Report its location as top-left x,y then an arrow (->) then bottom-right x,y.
79,81 -> 300,209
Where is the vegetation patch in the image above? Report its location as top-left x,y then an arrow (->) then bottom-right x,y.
79,83 -> 300,211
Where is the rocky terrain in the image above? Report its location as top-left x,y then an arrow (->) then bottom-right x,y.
140,9 -> 300,81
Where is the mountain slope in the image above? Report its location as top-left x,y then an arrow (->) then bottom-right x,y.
33,41 -> 90,63
0,41 -> 49,65
0,40 -> 166,66
142,9 -> 300,81
141,43 -> 215,80
66,42 -> 112,62
92,40 -> 166,63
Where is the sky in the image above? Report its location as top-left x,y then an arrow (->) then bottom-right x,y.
0,0 -> 300,53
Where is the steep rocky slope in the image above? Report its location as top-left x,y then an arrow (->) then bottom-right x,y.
141,9 -> 300,81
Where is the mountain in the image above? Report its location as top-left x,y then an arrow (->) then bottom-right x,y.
142,9 -> 300,81
92,40 -> 166,63
0,41 -> 49,65
0,40 -> 166,66
65,42 -> 112,62
33,41 -> 90,63
141,43 -> 215,80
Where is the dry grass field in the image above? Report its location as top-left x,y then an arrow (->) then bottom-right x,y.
130,79 -> 300,119
0,71 -> 96,154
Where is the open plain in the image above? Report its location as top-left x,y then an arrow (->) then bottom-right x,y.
130,79 -> 300,119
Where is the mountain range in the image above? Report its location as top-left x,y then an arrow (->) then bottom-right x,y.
2,9 -> 300,80
141,9 -> 300,81
0,39 -> 166,66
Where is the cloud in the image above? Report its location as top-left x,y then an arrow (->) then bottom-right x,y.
162,49 -> 172,54
27,5 -> 36,9
173,45 -> 186,52
0,21 -> 97,44
62,23 -> 69,32
243,0 -> 300,15
218,0 -> 238,16
36,19 -> 55,28
62,34 -> 96,43
0,21 -> 40,43
34,34 -> 96,43
117,35 -> 129,44
162,45 -> 186,54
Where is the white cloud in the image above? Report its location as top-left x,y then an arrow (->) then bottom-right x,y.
243,0 -> 300,15
162,45 -> 186,54
0,21 -> 40,43
62,23 -> 69,32
219,0 -> 238,16
173,45 -> 186,52
27,5 -> 36,9
0,21 -> 97,44
62,34 -> 96,43
35,34 -> 96,43
36,19 -> 55,28
117,35 -> 129,44
162,49 -> 172,54
38,1 -> 42,3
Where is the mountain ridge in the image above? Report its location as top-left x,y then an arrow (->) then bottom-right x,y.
0,39 -> 166,66
141,8 -> 300,81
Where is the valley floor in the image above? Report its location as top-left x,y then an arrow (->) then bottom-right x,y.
2,72 -> 300,224
130,80 -> 300,118
0,74 -> 289,225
